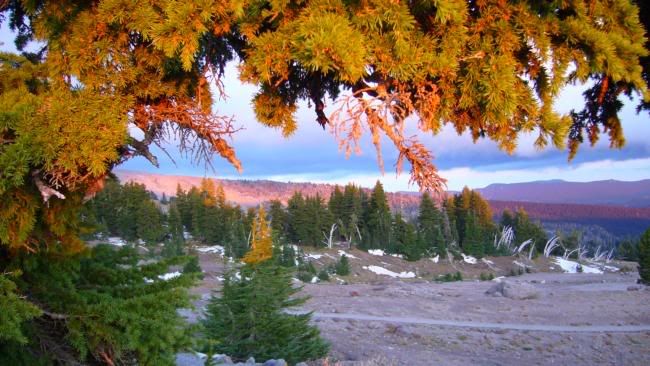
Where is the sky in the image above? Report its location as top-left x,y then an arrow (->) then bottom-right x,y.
3,24 -> 650,192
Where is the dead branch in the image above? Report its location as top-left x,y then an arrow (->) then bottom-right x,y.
32,170 -> 66,202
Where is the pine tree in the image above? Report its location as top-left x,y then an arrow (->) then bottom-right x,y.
638,228 -> 650,285
392,213 -> 420,260
364,181 -> 392,250
202,261 -> 328,364
268,199 -> 288,238
463,214 -> 484,258
417,192 -> 445,256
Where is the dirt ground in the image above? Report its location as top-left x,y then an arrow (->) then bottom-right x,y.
190,249 -> 650,366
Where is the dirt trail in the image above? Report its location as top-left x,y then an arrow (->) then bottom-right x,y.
309,312 -> 650,333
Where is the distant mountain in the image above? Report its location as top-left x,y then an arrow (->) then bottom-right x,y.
478,179 -> 650,207
115,170 -> 650,237
114,170 -> 422,215
489,200 -> 650,237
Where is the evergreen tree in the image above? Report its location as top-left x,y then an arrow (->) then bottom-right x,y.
202,261 -> 328,364
363,181 -> 392,250
500,208 -> 515,229
417,192 -> 445,256
268,199 -> 288,239
617,238 -> 640,261
392,213 -> 420,260
638,228 -> 650,285
287,192 -> 307,244
463,214 -> 484,258
513,208 -> 548,250
335,255 -> 351,276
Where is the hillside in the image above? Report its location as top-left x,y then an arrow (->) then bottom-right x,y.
478,179 -> 650,207
489,200 -> 650,237
115,170 -> 423,214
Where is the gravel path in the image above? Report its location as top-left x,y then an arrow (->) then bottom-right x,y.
309,312 -> 650,333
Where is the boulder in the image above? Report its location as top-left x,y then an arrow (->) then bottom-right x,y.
486,280 -> 540,300
263,360 -> 288,366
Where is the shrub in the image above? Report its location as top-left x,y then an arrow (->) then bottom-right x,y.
638,228 -> 650,285
335,255 -> 350,276
317,269 -> 330,282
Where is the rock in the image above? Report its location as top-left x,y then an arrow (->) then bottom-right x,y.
211,354 -> 233,364
263,359 -> 287,366
175,353 -> 205,366
486,280 -> 540,300
627,286 -> 641,291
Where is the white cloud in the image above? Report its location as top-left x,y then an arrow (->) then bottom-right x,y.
222,157 -> 650,193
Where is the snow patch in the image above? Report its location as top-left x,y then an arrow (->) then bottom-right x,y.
145,271 -> 182,283
390,254 -> 404,259
363,265 -> 416,279
461,253 -> 477,264
368,249 -> 385,256
338,250 -> 358,259
158,271 -> 182,281
183,231 -> 193,240
306,254 -> 323,260
196,245 -> 225,255
552,257 -> 603,274
430,255 -> 439,264
107,237 -> 127,247
481,258 -> 494,265
310,276 -> 319,284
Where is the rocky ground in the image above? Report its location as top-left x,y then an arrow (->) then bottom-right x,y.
180,248 -> 650,366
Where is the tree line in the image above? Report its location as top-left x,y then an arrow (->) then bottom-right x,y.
86,177 -> 557,260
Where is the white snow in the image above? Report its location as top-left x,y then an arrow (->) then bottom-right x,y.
481,258 -> 494,265
310,276 -> 319,284
196,245 -> 225,255
306,253 -> 323,260
137,239 -> 146,245
552,257 -> 603,274
145,271 -> 182,283
338,250 -> 358,259
363,265 -> 416,279
183,231 -> 193,240
158,271 -> 182,281
603,265 -> 619,272
107,237 -> 127,247
430,255 -> 439,263
461,253 -> 477,264
368,249 -> 385,256
390,254 -> 404,259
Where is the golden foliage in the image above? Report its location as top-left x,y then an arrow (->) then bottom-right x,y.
242,206 -> 273,265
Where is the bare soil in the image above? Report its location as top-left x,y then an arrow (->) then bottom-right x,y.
191,249 -> 650,366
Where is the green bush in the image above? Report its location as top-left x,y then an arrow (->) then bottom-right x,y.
638,228 -> 650,285
335,255 -> 351,276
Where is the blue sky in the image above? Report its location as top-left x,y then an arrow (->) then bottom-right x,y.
3,25 -> 650,192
